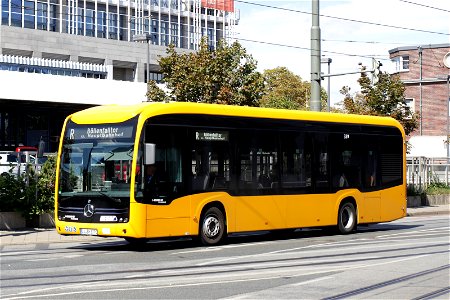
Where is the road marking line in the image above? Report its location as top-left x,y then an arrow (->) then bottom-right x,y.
290,275 -> 334,286
376,227 -> 450,238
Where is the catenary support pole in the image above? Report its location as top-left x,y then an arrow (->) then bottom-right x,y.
310,0 -> 321,112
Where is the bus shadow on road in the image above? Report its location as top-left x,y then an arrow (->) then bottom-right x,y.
72,222 -> 421,252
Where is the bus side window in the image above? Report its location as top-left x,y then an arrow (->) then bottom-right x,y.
281,132 -> 312,193
314,133 -> 329,190
365,146 -> 379,188
191,130 -> 231,192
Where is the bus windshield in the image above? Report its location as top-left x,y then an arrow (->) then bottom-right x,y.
59,119 -> 137,199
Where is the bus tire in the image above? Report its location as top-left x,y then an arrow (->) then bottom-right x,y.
200,207 -> 226,246
337,202 -> 356,234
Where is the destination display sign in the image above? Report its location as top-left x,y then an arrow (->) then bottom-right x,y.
66,124 -> 134,140
195,131 -> 229,142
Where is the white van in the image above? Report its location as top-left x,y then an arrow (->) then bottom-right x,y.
0,151 -> 20,176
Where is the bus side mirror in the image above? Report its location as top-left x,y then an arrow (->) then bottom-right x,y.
144,143 -> 156,165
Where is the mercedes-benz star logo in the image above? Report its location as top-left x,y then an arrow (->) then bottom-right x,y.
83,204 -> 95,218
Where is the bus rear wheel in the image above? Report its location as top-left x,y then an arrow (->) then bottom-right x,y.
200,207 -> 226,246
337,202 -> 356,234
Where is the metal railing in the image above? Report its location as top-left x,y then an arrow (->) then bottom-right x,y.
407,156 -> 450,191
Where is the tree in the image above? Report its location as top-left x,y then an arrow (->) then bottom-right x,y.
146,38 -> 265,106
260,67 -> 328,110
0,157 -> 56,219
340,70 -> 419,136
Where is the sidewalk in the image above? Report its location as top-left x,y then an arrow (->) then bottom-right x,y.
0,228 -> 122,246
1,205 -> 448,246
406,204 -> 450,217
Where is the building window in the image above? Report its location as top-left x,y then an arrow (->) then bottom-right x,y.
402,55 -> 409,70
161,20 -> 168,46
108,11 -> 118,39
37,2 -> 48,30
49,3 -> 57,31
97,10 -> 107,38
2,0 -> 9,25
85,9 -> 95,37
10,0 -> 22,27
149,72 -> 163,83
392,55 -> 410,72
151,19 -> 159,45
77,7 -> 84,35
405,98 -> 414,118
405,98 -> 414,111
170,23 -> 178,45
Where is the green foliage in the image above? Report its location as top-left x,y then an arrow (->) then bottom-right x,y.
146,80 -> 168,102
425,183 -> 450,195
35,156 -> 56,215
425,177 -> 450,195
146,38 -> 265,106
407,184 -> 422,196
0,173 -> 26,212
0,156 -> 56,219
340,71 -> 419,136
260,67 -> 328,111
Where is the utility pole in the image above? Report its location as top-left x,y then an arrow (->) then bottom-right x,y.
418,46 -> 423,135
310,0 -> 321,112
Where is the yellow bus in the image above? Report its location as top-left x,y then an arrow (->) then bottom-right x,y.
55,102 -> 406,245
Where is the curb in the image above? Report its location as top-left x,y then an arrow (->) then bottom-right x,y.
407,210 -> 450,217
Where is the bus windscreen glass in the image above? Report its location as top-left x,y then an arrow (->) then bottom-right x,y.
57,118 -> 137,223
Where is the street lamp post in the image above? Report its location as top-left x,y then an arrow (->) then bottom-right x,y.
321,57 -> 332,112
133,33 -> 151,83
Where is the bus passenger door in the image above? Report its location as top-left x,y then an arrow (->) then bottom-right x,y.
142,125 -> 191,238
234,129 -> 286,232
361,144 -> 381,223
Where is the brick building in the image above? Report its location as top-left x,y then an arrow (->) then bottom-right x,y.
389,44 -> 450,137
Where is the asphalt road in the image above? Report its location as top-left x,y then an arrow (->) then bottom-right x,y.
1,215 -> 449,299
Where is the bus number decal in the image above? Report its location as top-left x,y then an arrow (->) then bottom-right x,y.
65,226 -> 77,233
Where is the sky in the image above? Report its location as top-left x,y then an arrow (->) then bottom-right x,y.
233,0 -> 450,107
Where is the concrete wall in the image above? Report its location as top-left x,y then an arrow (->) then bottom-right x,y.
407,194 -> 450,208
0,212 -> 55,230
0,26 -> 171,82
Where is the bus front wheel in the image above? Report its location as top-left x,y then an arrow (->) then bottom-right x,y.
200,207 -> 226,246
337,202 -> 356,234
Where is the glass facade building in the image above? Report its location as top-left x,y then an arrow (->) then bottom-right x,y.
1,0 -> 237,50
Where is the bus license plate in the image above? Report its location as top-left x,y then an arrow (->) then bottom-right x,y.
80,228 -> 98,236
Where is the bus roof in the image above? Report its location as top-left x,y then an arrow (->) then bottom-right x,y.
70,102 -> 404,134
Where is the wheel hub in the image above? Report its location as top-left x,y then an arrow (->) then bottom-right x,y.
203,216 -> 220,238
